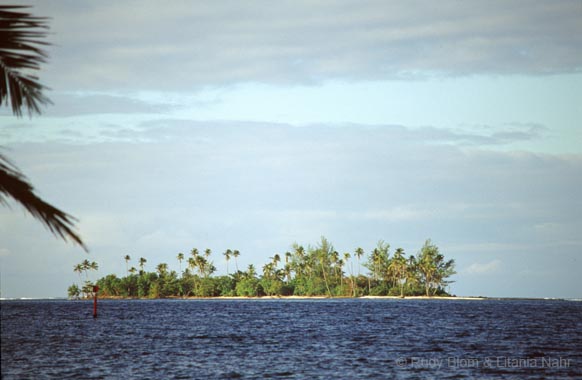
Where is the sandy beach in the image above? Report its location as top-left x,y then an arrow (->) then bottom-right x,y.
175,295 -> 488,301
359,295 -> 487,300
93,294 -> 489,301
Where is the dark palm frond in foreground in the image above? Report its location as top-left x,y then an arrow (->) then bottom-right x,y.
1,6 -> 86,251
0,5 -> 52,117
0,153 -> 87,251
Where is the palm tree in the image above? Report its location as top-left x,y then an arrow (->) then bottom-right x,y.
343,252 -> 355,296
0,6 -> 86,251
138,257 -> 147,274
73,263 -> 84,280
314,237 -> 334,297
318,252 -> 333,298
177,252 -> 184,274
197,249 -> 215,278
272,253 -> 281,268
89,261 -> 98,272
187,256 -> 197,273
81,259 -> 91,278
354,247 -> 364,277
262,262 -> 273,278
87,261 -> 98,284
389,248 -> 408,297
292,243 -> 306,281
75,260 -> 97,287
223,249 -> 232,275
0,6 -> 51,116
124,255 -> 131,276
283,251 -> 293,283
331,250 -> 341,285
246,264 -> 257,278
156,263 -> 168,277
0,153 -> 86,250
418,241 -> 435,296
232,249 -> 240,272
367,248 -> 379,292
337,258 -> 344,292
67,284 -> 80,299
283,263 -> 292,284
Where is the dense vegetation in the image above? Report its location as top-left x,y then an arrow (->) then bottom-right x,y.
68,238 -> 456,299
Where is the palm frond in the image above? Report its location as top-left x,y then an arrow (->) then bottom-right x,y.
0,153 -> 88,252
0,5 -> 52,117
0,6 -> 86,250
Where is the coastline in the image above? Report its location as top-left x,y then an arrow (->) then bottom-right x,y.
360,295 -> 486,300
4,296 -> 580,301
91,295 -> 488,301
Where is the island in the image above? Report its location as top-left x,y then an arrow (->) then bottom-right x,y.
68,238 -> 457,300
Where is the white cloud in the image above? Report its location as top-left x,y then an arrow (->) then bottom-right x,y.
26,0 -> 582,91
350,207 -> 435,222
43,92 -> 176,117
465,259 -> 502,275
2,119 -> 580,298
0,115 -> 553,147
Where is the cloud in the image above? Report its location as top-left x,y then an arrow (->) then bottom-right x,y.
43,92 -> 176,117
465,259 -> 502,274
349,207 -> 436,222
2,119 -> 580,297
413,123 -> 548,147
3,116 -> 549,147
28,0 -> 582,91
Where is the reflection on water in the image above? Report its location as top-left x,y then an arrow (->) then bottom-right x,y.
1,299 -> 581,379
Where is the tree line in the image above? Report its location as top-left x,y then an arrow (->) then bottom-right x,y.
68,237 -> 456,299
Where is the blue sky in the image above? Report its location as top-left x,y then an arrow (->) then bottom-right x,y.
1,0 -> 581,298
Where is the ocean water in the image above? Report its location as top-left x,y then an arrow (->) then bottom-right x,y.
1,299 -> 581,379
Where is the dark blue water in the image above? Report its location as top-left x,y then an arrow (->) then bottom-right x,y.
2,299 -> 581,379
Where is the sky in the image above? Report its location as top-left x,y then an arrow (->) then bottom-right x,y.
1,0 -> 581,298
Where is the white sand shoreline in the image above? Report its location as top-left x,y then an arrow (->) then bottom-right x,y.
175,295 -> 488,301
359,295 -> 486,300
69,295 -> 579,301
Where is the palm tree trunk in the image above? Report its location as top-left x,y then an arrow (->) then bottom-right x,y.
320,259 -> 332,297
425,276 -> 431,297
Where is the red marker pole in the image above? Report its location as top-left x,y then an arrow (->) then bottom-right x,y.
93,285 -> 99,318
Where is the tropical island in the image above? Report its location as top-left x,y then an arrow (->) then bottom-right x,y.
68,238 -> 456,299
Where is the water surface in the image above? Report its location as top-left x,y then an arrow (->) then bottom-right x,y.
2,299 -> 581,379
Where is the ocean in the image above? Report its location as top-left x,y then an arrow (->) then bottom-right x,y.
1,298 -> 581,379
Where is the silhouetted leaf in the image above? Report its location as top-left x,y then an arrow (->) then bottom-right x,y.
0,5 -> 52,117
0,153 -> 88,251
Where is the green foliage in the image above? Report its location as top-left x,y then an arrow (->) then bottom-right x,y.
236,277 -> 263,297
215,276 -> 236,296
289,277 -> 309,296
138,272 -> 157,298
79,237 -> 457,299
96,274 -> 120,297
119,275 -> 139,297
417,239 -> 456,296
196,277 -> 218,297
260,278 -> 284,296
67,284 -> 80,299
179,273 -> 195,297
81,281 -> 96,298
